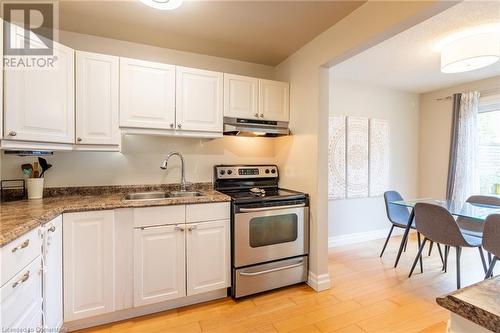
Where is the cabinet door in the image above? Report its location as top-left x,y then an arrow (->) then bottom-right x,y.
63,211 -> 114,322
0,257 -> 42,332
119,57 -> 175,130
43,216 -> 63,331
258,79 -> 289,122
134,225 -> 186,307
4,42 -> 74,143
223,74 -> 258,119
176,66 -> 223,132
76,51 -> 119,145
186,220 -> 230,296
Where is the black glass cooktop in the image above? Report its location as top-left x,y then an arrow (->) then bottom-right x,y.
219,187 -> 306,203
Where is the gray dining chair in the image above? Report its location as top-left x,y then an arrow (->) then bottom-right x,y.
483,214 -> 500,279
457,195 -> 500,238
410,203 -> 488,289
381,191 -> 422,257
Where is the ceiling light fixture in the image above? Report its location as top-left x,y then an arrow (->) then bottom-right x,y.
440,31 -> 500,73
138,0 -> 183,10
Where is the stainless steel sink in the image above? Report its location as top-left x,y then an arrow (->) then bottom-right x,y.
123,191 -> 203,201
168,191 -> 203,197
123,192 -> 170,201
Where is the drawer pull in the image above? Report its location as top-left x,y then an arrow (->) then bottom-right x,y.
239,261 -> 303,276
48,225 -> 56,232
12,271 -> 30,288
11,239 -> 30,253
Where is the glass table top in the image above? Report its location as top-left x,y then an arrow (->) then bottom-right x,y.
390,198 -> 500,221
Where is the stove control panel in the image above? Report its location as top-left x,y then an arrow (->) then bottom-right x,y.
215,165 -> 278,179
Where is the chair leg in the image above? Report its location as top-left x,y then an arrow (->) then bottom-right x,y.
456,247 -> 462,289
436,243 -> 444,266
478,247 -> 487,274
485,257 -> 498,279
444,245 -> 450,273
380,225 -> 395,258
428,241 -> 434,256
403,236 -> 408,252
417,232 -> 423,273
488,252 -> 492,265
409,238 -> 427,278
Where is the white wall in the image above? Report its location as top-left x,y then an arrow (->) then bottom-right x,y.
419,75 -> 500,198
328,78 -> 419,237
273,1 -> 451,290
1,31 -> 277,187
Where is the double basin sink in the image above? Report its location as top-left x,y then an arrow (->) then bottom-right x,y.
123,191 -> 203,201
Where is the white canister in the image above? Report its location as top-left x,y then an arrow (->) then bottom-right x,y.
26,178 -> 44,199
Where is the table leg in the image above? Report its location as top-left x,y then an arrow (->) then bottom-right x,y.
394,208 -> 414,268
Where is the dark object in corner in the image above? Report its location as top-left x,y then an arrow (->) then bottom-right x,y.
1,179 -> 26,201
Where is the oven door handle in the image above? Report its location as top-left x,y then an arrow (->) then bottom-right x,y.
239,261 -> 304,276
238,203 -> 306,213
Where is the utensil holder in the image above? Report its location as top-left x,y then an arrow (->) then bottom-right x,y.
26,178 -> 44,199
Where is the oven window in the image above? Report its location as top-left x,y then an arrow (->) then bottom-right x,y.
249,214 -> 298,247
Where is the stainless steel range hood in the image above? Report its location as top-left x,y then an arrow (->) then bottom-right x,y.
223,117 -> 290,137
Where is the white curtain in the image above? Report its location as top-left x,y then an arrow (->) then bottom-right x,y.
448,92 -> 480,203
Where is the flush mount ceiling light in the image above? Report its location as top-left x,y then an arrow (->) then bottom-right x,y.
440,32 -> 500,73
138,0 -> 183,10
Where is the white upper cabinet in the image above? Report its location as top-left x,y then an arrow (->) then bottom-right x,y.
176,66 -> 223,133
223,74 -> 258,119
76,51 -> 120,146
133,225 -> 186,307
120,57 -> 176,130
258,79 -> 289,122
3,41 -> 75,143
186,220 -> 230,296
63,211 -> 115,322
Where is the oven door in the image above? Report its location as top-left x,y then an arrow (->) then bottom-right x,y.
234,203 -> 309,267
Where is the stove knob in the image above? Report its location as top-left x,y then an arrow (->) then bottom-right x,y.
219,170 -> 225,175
227,170 -> 233,175
265,169 -> 270,174
271,169 -> 276,174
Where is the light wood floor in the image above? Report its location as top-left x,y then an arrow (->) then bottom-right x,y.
78,234 -> 495,333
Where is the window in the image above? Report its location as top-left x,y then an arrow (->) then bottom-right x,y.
477,94 -> 500,195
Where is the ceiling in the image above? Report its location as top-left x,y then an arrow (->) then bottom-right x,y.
331,1 -> 500,94
59,0 -> 364,66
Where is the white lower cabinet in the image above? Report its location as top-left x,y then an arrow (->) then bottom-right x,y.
0,257 -> 43,331
186,220 -> 230,296
63,210 -> 115,321
43,216 -> 63,331
133,225 -> 186,307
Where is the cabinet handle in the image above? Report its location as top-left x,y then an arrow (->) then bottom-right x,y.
12,271 -> 30,288
8,131 -> 17,136
254,113 -> 259,118
187,225 -> 197,232
170,123 -> 174,128
48,225 -> 56,233
259,114 -> 264,118
177,124 -> 182,129
11,239 -> 30,253
77,137 -> 82,142
174,225 -> 185,231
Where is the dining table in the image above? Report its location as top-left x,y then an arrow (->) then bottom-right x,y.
389,198 -> 500,268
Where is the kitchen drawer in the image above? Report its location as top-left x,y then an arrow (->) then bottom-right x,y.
1,227 -> 42,287
0,256 -> 43,331
133,205 -> 185,228
186,202 -> 230,223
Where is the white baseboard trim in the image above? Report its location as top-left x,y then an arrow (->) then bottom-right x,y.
307,271 -> 331,291
328,227 -> 410,248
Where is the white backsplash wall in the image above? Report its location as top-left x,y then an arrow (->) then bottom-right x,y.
1,136 -> 277,187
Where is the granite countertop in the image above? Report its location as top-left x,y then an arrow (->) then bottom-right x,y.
436,276 -> 500,332
0,183 -> 230,247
